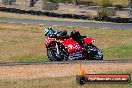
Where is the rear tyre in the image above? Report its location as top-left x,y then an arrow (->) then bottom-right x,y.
87,45 -> 103,60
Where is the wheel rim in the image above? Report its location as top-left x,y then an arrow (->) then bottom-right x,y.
94,51 -> 103,60
87,45 -> 103,60
49,48 -> 67,61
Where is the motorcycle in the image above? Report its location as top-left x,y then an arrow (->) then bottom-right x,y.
45,30 -> 103,61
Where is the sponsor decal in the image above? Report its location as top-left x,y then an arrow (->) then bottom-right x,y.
85,74 -> 130,83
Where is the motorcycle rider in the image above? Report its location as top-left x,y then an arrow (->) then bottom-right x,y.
44,27 -> 67,38
70,30 -> 88,52
44,27 -> 87,51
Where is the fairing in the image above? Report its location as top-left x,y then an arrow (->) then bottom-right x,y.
45,37 -> 56,46
83,37 -> 95,45
60,38 -> 82,54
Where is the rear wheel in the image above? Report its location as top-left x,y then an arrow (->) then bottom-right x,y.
87,45 -> 103,60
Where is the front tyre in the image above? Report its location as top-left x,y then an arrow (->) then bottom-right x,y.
47,48 -> 68,61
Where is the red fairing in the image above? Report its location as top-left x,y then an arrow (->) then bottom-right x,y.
45,37 -> 55,46
84,37 -> 95,45
60,38 -> 82,54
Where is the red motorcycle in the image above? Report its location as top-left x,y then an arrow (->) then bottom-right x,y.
45,30 -> 103,61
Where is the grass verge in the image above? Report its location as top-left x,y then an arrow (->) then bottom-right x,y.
0,22 -> 132,62
81,0 -> 128,6
0,12 -> 93,22
0,70 -> 132,88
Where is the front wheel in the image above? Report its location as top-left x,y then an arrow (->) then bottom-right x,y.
47,44 -> 68,61
87,45 -> 103,60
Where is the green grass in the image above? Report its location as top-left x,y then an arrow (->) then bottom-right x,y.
80,0 -> 128,6
0,23 -> 47,62
0,70 -> 132,88
41,0 -> 129,6
1,55 -> 48,62
103,44 -> 132,60
0,22 -> 132,62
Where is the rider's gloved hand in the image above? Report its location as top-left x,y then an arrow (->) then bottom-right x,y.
82,44 -> 88,52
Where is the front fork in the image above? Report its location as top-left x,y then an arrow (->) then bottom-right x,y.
55,42 -> 68,61
56,42 -> 60,55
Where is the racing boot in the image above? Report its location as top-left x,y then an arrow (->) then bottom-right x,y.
82,44 -> 88,52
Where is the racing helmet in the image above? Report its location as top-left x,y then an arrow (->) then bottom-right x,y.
44,27 -> 53,36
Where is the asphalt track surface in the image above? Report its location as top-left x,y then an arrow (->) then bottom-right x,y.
0,18 -> 132,29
